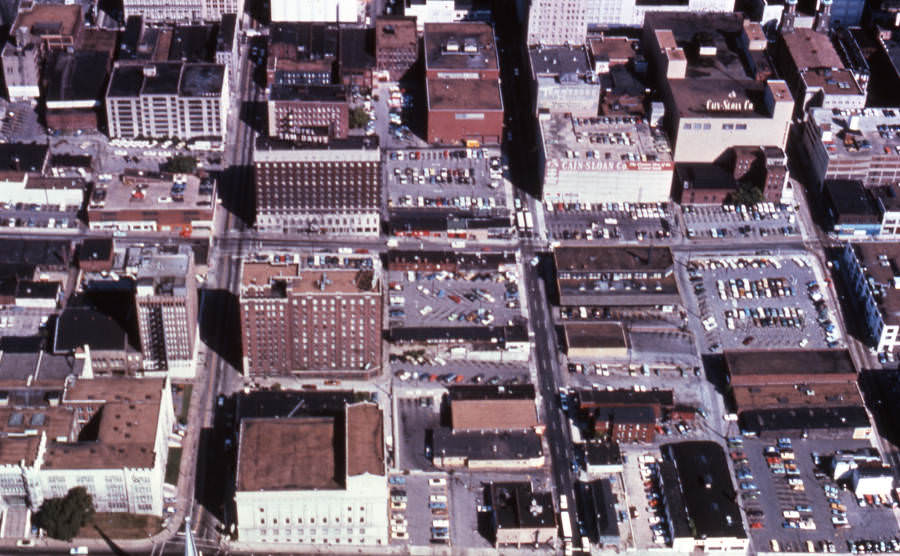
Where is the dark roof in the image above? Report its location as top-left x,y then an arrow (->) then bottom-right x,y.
676,162 -> 737,191
389,212 -> 512,231
107,65 -> 145,97
269,84 -> 347,102
577,388 -> 674,408
0,144 -> 48,173
0,239 -> 69,267
739,406 -> 871,435
658,460 -> 692,538
14,280 -> 59,299
663,441 -> 746,540
120,15 -> 143,57
423,22 -> 498,72
375,16 -> 417,50
53,308 -> 129,353
447,384 -> 536,401
339,27 -> 374,72
489,482 -> 556,531
565,322 -> 627,349
433,428 -> 543,461
576,479 -> 620,543
389,324 -> 528,345
179,63 -> 224,96
269,22 -> 338,61
44,50 -> 110,103
234,390 -> 370,422
594,405 -> 655,424
216,14 -> 237,53
426,77 -> 502,111
530,45 -> 591,76
168,25 -> 215,62
141,62 -> 182,95
555,246 -> 674,272
825,179 -> 880,224
724,349 -> 856,377
77,238 -> 113,265
50,154 -> 92,168
583,442 -> 622,466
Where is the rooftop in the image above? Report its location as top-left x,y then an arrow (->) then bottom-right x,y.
107,62 -> 224,98
423,22 -> 498,72
733,382 -> 864,412
426,77 -> 502,111
739,406 -> 871,434
663,441 -> 746,540
432,428 -> 543,461
375,16 -> 417,50
387,250 -> 516,270
77,238 -> 114,268
724,349 -> 857,379
807,107 -> 900,161
644,12 -> 752,81
801,68 -> 862,97
0,144 -> 48,173
490,482 -> 556,532
824,179 -> 880,224
849,242 -> 900,326
168,25 -> 215,62
450,398 -> 537,431
10,3 -> 81,44
564,322 -> 628,350
594,404 -> 656,424
345,403 -> 384,477
588,36 -> 639,66
555,246 -> 674,272
53,308 -> 130,353
556,247 -> 679,306
447,384 -> 536,400
269,22 -> 338,62
577,388 -> 674,407
781,28 -> 844,71
237,417 -> 342,491
44,50 -> 110,104
269,84 -> 347,102
539,113 -> 673,166
0,238 -> 68,267
240,260 -> 378,297
529,45 -> 591,77
577,479 -> 620,542
669,79 -> 789,119
178,64 -> 225,96
90,170 -> 214,215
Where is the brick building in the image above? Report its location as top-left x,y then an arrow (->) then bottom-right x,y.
375,16 -> 418,81
267,84 -> 350,143
238,254 -> 382,378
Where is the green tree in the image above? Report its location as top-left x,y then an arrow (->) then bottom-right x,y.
35,486 -> 95,541
728,182 -> 764,206
349,107 -> 371,129
162,155 -> 198,174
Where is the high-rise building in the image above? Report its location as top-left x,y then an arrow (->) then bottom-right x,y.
267,85 -> 350,143
106,63 -> 228,139
122,0 -> 242,22
239,253 -> 382,378
254,137 -> 381,235
526,0 -> 588,46
134,245 -> 197,377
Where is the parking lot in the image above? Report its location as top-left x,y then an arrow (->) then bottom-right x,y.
386,264 -> 525,329
682,203 -> 800,241
396,396 -> 442,472
680,252 -> 844,353
392,360 -> 531,388
545,202 -> 676,243
385,147 -> 512,220
0,207 -> 80,231
618,450 -> 670,550
733,436 -> 900,553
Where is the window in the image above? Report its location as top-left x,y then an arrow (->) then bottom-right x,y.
736,123 -> 747,130
722,123 -> 734,130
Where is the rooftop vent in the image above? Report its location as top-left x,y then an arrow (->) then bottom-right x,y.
445,39 -> 459,52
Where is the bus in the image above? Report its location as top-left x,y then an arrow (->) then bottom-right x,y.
560,510 -> 573,540
516,211 -> 526,229
524,211 -> 534,229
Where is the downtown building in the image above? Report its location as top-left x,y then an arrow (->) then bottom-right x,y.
239,253 -> 382,378
105,62 -> 228,140
122,0 -> 242,22
267,85 -> 350,143
254,137 -> 381,235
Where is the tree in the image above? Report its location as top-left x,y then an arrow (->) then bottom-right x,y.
35,486 -> 95,541
728,182 -> 764,206
349,107 -> 370,129
161,155 -> 198,174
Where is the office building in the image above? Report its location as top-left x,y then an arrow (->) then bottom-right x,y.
564,323 -> 628,358
424,23 -> 502,145
234,402 -> 387,545
87,170 -> 217,235
133,245 -> 198,377
239,253 -> 382,378
488,482 -> 556,547
526,0 -> 587,46
529,45 -> 599,116
800,107 -> 900,190
841,243 -> 900,354
122,0 -> 242,22
537,113 -> 673,204
374,17 -> 418,81
2,2 -> 83,100
592,405 -> 656,443
404,0 -> 487,31
105,62 -> 228,140
267,85 -> 350,143
643,13 -> 794,163
270,0 -> 362,22
266,23 -> 338,87
659,442 -> 748,553
54,307 -> 144,375
675,146 -> 788,205
254,137 -> 381,235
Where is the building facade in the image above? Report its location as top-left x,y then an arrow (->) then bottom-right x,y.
374,17 -> 418,81
841,242 -> 900,353
254,138 -> 381,235
122,0 -> 242,21
239,254 -> 382,378
267,85 -> 350,142
270,0 -> 361,22
234,403 -> 387,545
527,0 -> 588,46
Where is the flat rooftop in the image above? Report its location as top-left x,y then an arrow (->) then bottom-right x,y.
564,322 -> 628,350
555,246 -> 674,272
490,482 -> 556,531
669,79 -> 784,119
346,403 -> 384,477
740,406 -> 871,434
179,64 -> 224,96
781,28 -> 844,71
12,3 -> 81,41
644,12 -> 751,81
240,261 -> 378,298
849,242 -> 900,326
426,77 -> 502,111
802,68 -> 862,97
724,349 -> 856,377
451,399 -> 537,431
375,16 -> 417,50
424,22 -> 498,73
107,62 -> 224,98
587,36 -> 639,65
90,171 -> 214,215
237,417 -> 342,491
539,113 -> 672,166
529,45 -> 591,76
807,107 -> 900,161
44,50 -> 110,103
269,84 -> 347,102
433,428 -> 543,461
733,382 -> 863,412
